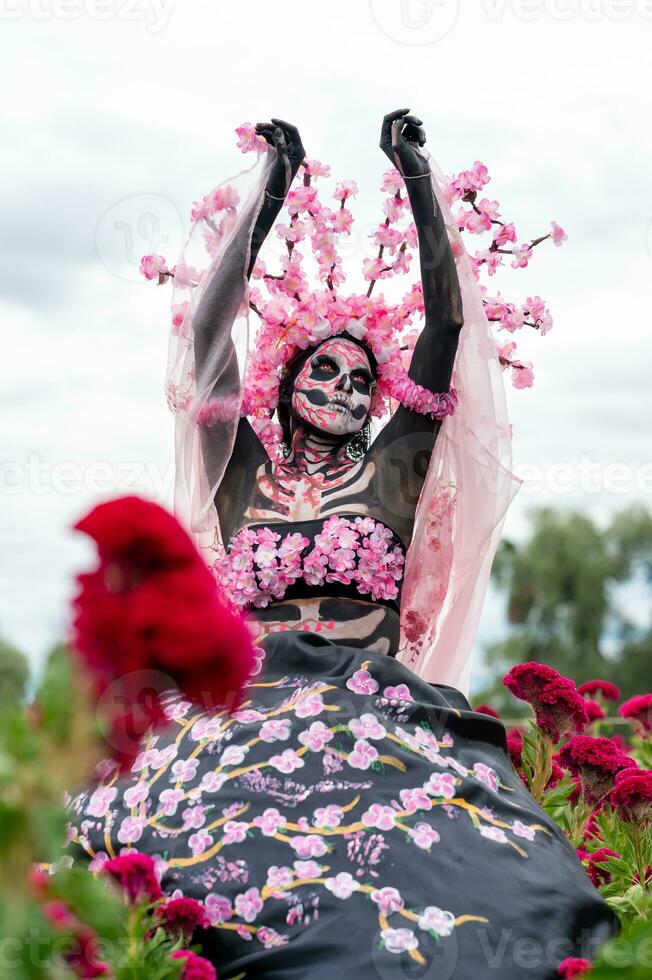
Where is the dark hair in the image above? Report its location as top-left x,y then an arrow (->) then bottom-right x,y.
277,332 -> 378,458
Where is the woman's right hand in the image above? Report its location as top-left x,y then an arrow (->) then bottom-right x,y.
255,118 -> 305,199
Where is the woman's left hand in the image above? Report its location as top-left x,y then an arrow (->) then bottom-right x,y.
379,108 -> 430,179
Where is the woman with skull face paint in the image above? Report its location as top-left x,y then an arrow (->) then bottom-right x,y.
71,113 -> 616,976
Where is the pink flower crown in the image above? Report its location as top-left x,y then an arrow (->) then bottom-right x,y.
145,123 -> 565,455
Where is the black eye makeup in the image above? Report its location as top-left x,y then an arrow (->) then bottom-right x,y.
311,356 -> 338,376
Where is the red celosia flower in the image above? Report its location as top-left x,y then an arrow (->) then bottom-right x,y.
583,700 -> 605,722
72,496 -> 256,763
62,929 -> 110,978
503,663 -> 588,743
618,694 -> 652,734
474,704 -> 500,719
506,727 -> 523,767
610,768 -> 652,823
170,949 -> 217,979
578,680 -> 620,701
559,736 -> 634,806
104,852 -> 162,905
557,957 -> 592,978
155,897 -> 210,940
587,847 -> 619,888
547,757 -> 565,788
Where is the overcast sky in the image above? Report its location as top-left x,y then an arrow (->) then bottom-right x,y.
2,0 -> 651,686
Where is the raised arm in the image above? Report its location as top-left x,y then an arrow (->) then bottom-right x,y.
367,110 -> 464,539
193,120 -> 305,540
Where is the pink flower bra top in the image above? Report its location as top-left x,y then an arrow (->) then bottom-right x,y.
214,514 -> 406,612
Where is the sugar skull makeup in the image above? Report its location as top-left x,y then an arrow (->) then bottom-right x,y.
291,338 -> 375,437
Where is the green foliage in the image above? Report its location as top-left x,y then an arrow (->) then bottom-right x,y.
479,504 -> 652,709
0,636 -> 30,709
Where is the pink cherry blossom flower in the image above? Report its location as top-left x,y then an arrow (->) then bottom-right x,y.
298,721 -> 334,752
371,887 -> 405,915
295,693 -> 325,718
550,221 -> 568,246
199,772 -> 227,793
418,906 -> 455,936
510,244 -> 532,269
333,179 -> 358,201
182,805 -> 207,830
480,825 -> 508,843
188,830 -> 214,856
86,786 -> 117,818
289,835 -> 328,858
473,762 -> 499,792
383,684 -> 413,702
348,739 -> 379,771
205,892 -> 232,925
269,749 -> 305,774
158,788 -> 185,816
400,787 -> 433,814
253,808 -> 286,837
232,708 -> 266,724
493,222 -> 517,247
346,669 -> 379,696
409,822 -> 441,850
223,820 -> 249,845
293,859 -> 323,878
259,719 -> 292,742
222,745 -> 248,766
171,759 -> 199,783
349,713 -> 386,740
190,716 -> 222,742
325,872 -> 360,899
381,927 -> 419,954
266,865 -> 293,888
313,804 -> 344,828
139,254 -> 168,281
234,887 -> 264,923
424,772 -> 457,799
512,820 -> 536,841
362,803 -> 396,831
511,360 -> 535,389
117,816 -> 145,844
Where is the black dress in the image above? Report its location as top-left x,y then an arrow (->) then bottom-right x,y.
70,622 -> 617,978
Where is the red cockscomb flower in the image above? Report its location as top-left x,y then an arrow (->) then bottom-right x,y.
155,897 -> 210,940
578,680 -> 620,701
170,949 -> 217,979
62,929 -> 110,978
559,736 -> 634,806
503,663 -> 588,743
583,700 -> 605,723
618,694 -> 652,735
610,768 -> 652,823
587,847 -> 620,888
506,727 -> 523,767
72,496 -> 256,763
104,852 -> 162,905
474,704 -> 500,719
557,957 -> 592,977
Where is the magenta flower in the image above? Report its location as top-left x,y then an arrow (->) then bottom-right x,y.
557,957 -> 592,978
103,852 -> 162,905
577,679 -> 620,701
559,736 -> 633,806
503,662 -> 588,743
155,897 -> 209,940
619,694 -> 652,735
610,768 -> 652,823
346,668 -> 379,696
170,949 -> 217,979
